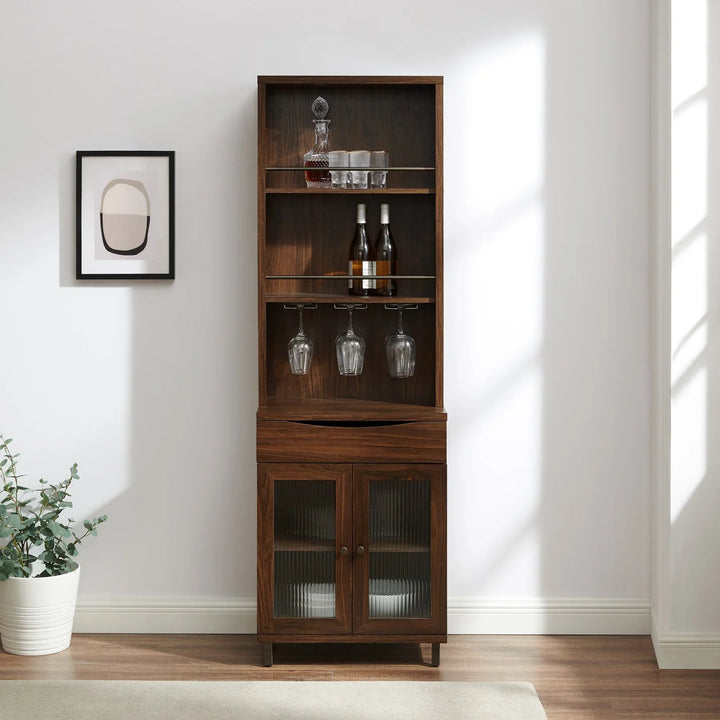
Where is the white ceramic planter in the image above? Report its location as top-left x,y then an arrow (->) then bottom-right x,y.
0,564 -> 80,655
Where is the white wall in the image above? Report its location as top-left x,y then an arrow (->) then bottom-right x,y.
651,0 -> 720,669
0,0 -> 650,634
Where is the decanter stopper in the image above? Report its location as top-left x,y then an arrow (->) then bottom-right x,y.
311,96 -> 329,120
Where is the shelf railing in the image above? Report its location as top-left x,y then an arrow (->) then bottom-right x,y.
266,274 -> 435,280
265,166 -> 435,172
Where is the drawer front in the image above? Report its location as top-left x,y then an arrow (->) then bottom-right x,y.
257,420 -> 446,463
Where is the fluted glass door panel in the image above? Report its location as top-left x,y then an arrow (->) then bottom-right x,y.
273,479 -> 336,618
368,478 -> 431,619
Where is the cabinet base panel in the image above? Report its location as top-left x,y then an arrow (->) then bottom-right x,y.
258,637 -> 445,667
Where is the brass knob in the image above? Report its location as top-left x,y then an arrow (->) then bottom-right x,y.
356,545 -> 365,555
340,546 -> 349,555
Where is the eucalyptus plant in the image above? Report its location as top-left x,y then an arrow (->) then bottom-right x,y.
0,434 -> 107,580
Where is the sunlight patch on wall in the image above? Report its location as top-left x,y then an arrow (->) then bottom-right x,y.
670,367 -> 707,524
671,232 -> 707,385
671,95 -> 707,244
446,31 -> 545,595
671,0 -> 707,105
670,0 -> 708,526
456,32 -> 545,225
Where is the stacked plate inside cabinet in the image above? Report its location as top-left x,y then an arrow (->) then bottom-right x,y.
290,581 -> 335,617
369,578 -> 430,618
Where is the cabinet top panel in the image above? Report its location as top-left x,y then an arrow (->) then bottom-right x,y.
258,76 -> 443,86
258,398 -> 447,422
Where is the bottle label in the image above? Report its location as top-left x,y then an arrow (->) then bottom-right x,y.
375,259 -> 389,292
348,260 -> 376,290
363,261 -> 376,290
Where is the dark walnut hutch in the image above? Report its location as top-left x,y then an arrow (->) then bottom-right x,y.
256,76 -> 447,666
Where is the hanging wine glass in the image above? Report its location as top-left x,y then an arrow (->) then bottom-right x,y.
385,305 -> 416,378
287,304 -> 314,375
335,305 -> 365,376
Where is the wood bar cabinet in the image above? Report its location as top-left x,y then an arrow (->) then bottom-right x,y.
256,76 -> 446,666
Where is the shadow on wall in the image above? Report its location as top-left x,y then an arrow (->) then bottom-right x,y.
540,3 -> 650,605
128,87 -> 258,597
56,86 -> 258,597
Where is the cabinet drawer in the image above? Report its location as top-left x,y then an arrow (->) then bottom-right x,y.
257,420 -> 446,463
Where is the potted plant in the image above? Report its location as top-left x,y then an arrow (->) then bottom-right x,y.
0,433 -> 107,655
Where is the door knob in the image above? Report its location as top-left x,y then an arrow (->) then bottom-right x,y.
356,545 -> 365,555
340,546 -> 349,555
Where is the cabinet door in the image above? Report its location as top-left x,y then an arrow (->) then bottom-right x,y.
352,464 -> 446,634
257,463 -> 352,634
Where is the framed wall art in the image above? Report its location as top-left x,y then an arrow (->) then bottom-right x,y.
76,151 -> 175,279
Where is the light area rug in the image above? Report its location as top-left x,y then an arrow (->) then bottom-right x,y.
0,680 -> 547,720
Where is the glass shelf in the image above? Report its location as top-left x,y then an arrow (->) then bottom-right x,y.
272,528 -> 433,556
274,536 -> 336,552
273,538 -> 429,553
370,542 -> 431,553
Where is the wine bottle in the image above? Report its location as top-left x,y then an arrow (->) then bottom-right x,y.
348,203 -> 375,296
374,203 -> 398,296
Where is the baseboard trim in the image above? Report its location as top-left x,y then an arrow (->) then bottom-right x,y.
74,598 -> 257,634
447,597 -> 650,635
651,614 -> 720,669
74,597 -> 650,636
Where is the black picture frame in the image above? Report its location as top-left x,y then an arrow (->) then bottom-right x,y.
76,150 -> 175,279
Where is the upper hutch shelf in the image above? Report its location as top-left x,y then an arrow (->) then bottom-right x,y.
260,77 -> 441,193
257,76 -> 443,410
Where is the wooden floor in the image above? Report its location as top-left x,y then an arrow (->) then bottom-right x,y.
0,634 -> 718,719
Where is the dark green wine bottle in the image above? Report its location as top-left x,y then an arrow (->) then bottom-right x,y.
374,203 -> 397,296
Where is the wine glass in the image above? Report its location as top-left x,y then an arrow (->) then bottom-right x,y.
335,306 -> 365,376
288,305 -> 314,375
385,306 -> 416,378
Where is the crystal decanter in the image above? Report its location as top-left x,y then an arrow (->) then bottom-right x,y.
303,96 -> 331,188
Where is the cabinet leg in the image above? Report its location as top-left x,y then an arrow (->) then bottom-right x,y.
263,642 -> 273,667
431,642 -> 440,667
